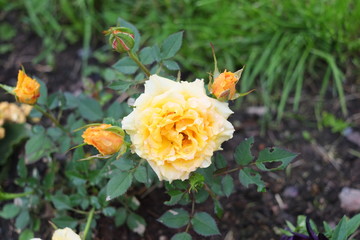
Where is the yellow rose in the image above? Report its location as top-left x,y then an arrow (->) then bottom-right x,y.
52,227 -> 81,240
209,70 -> 242,101
14,70 -> 41,105
122,75 -> 234,182
82,124 -> 124,156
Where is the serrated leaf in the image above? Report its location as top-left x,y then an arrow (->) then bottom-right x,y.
113,157 -> 134,171
0,204 -> 21,219
77,95 -> 103,121
25,132 -> 54,164
127,212 -> 146,235
134,165 -> 148,183
51,192 -> 72,210
139,46 -> 156,65
221,175 -> 234,197
332,216 -> 347,240
160,31 -> 183,59
108,80 -> 133,92
113,56 -> 138,74
191,212 -> 220,236
214,199 -> 224,219
115,207 -> 127,227
239,168 -> 266,192
106,171 -> 133,200
234,137 -> 254,165
164,190 -> 185,206
214,153 -> 227,169
15,210 -> 30,230
256,147 -> 298,171
163,60 -> 180,70
158,208 -> 189,228
347,213 -> 360,236
171,232 -> 192,240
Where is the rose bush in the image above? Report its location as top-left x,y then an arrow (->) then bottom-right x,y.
122,75 -> 235,182
14,70 -> 40,105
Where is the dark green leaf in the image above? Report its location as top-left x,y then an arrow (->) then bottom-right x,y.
158,208 -> 189,228
102,207 -> 116,217
160,31 -> 184,59
221,175 -> 234,197
115,207 -> 127,227
0,203 -> 21,219
332,216 -> 347,240
139,46 -> 156,65
214,199 -> 224,219
51,192 -> 72,210
106,171 -> 133,200
171,232 -> 192,240
191,212 -> 220,236
64,92 -> 78,109
25,133 -> 54,164
113,57 -> 138,75
194,188 -> 209,204
239,168 -> 266,192
17,157 -> 27,178
15,210 -> 30,230
127,212 -> 146,235
347,213 -> 360,236
19,229 -> 34,240
77,95 -> 103,121
234,137 -> 254,165
113,157 -> 134,171
52,215 -> 78,229
108,80 -> 133,92
163,60 -> 180,70
0,123 -> 28,165
164,190 -> 185,206
214,153 -> 227,169
134,165 -> 148,183
256,147 -> 298,171
36,78 -> 48,105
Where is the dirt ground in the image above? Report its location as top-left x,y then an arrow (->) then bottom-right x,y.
1,20 -> 360,240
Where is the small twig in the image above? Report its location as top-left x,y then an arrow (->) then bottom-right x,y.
185,191 -> 196,233
127,51 -> 151,78
82,208 -> 95,240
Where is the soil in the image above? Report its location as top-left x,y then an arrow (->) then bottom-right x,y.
1,14 -> 360,240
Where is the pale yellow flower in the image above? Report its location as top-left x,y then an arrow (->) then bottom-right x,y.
52,227 -> 81,240
122,75 -> 234,182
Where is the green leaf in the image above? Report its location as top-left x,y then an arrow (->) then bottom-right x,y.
113,56 -> 138,75
214,153 -> 227,169
347,213 -> 360,236
332,216 -> 347,240
0,203 -> 21,219
115,207 -> 127,227
191,212 -> 220,236
127,212 -> 146,235
239,168 -> 266,192
106,171 -> 133,200
77,95 -> 103,121
139,46 -> 156,65
164,190 -> 185,206
214,199 -> 224,219
19,229 -> 34,240
52,215 -> 78,229
160,31 -> 184,59
0,123 -> 28,165
51,192 -> 72,210
15,210 -> 30,230
102,207 -> 116,217
171,232 -> 192,240
25,132 -> 54,164
134,165 -> 148,183
163,60 -> 180,70
158,208 -> 189,228
117,18 -> 141,52
221,175 -> 234,197
234,137 -> 254,165
36,78 -> 48,105
113,157 -> 134,171
255,147 -> 298,171
0,83 -> 14,94
194,188 -> 209,204
108,80 -> 133,92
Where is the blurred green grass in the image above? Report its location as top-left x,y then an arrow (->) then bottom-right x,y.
1,0 -> 359,120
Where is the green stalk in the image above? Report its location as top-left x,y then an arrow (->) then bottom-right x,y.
33,105 -> 70,135
0,190 -> 34,201
82,207 -> 95,240
127,51 -> 151,78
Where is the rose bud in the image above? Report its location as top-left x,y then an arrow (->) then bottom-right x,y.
14,70 -> 40,105
209,69 -> 243,101
104,26 -> 135,53
82,124 -> 124,156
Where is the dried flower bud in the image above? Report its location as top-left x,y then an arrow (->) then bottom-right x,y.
14,70 -> 40,105
104,27 -> 135,53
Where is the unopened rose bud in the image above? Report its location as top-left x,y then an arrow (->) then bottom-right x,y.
82,124 -> 125,156
209,69 -> 243,101
104,27 -> 135,53
14,70 -> 40,105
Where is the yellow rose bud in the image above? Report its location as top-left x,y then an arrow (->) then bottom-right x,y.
14,70 -> 40,105
52,227 -> 81,240
210,69 -> 242,101
82,124 -> 124,156
122,75 -> 235,182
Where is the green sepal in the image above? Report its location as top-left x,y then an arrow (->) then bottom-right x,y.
0,84 -> 15,95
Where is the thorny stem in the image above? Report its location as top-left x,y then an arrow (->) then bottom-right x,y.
82,207 -> 95,240
33,104 -> 70,136
213,166 -> 244,177
185,190 -> 196,233
127,51 -> 151,78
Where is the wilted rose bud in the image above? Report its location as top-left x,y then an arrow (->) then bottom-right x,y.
82,124 -> 124,156
104,27 -> 135,53
209,69 -> 243,101
14,70 -> 40,105
52,227 -> 81,240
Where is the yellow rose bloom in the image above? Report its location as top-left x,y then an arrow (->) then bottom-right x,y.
210,70 -> 240,100
14,70 -> 41,105
52,227 -> 81,240
122,75 -> 234,182
82,124 -> 124,156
